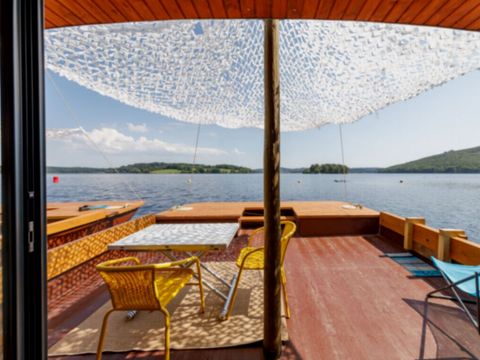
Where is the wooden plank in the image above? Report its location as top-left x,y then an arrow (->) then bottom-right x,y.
77,0 -> 117,23
47,212 -> 105,236
379,211 -> 405,235
356,0 -> 382,20
412,223 -> 439,252
48,0 -> 103,24
439,1 -> 480,28
369,0 -> 396,22
86,0 -> 129,22
46,0 -> 84,26
284,236 -> 438,359
191,0 -> 212,18
383,0 -> 415,23
397,0 -> 431,23
301,0 -> 320,18
144,0 -> 171,19
410,0 -> 450,25
425,0 -> 465,25
271,0 -> 288,18
160,0 -> 186,18
466,16 -> 480,30
454,2 -> 480,29
315,0 -> 335,18
404,217 -> 425,250
47,215 -> 156,280
343,0 -> 367,20
263,18 -> 282,359
239,0 -> 256,17
286,0 -> 304,18
44,5 -> 73,28
46,201 -> 144,233
328,0 -> 350,19
299,217 -> 379,236
438,229 -> 466,261
44,0 -> 480,30
78,0 -> 128,22
130,0 -> 159,20
156,201 -> 379,223
223,0 -> 242,17
177,0 -> 201,18
208,0 -> 228,17
255,0 -> 269,17
45,19 -> 56,28
451,236 -> 480,265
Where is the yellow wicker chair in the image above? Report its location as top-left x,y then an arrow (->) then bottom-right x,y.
224,220 -> 296,320
95,256 -> 205,360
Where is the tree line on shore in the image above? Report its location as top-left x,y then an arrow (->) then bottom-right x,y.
303,163 -> 349,174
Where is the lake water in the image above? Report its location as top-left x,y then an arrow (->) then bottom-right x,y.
47,173 -> 480,242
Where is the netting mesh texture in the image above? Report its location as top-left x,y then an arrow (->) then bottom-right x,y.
45,20 -> 480,131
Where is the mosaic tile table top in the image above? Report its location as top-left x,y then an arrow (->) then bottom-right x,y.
108,223 -> 239,252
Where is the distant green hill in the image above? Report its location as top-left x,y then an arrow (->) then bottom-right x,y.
47,162 -> 252,174
381,146 -> 480,173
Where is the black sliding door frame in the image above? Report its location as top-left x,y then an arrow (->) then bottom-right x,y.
1,0 -> 48,358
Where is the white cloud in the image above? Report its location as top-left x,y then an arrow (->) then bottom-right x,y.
46,127 -> 85,139
47,127 -> 226,156
127,122 -> 148,133
232,147 -> 246,155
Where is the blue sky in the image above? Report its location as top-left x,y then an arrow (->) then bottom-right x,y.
46,69 -> 480,169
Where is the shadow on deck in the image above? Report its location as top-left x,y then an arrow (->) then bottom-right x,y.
48,234 -> 480,359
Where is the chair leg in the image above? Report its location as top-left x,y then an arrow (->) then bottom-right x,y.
476,272 -> 480,334
225,267 -> 244,320
195,260 -> 205,313
96,309 -> 115,360
281,270 -> 291,319
161,309 -> 171,360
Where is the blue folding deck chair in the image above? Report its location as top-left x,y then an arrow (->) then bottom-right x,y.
426,257 -> 480,334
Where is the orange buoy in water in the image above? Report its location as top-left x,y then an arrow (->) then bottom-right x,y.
53,176 -> 59,183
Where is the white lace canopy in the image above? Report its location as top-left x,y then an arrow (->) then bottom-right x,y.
45,20 -> 480,131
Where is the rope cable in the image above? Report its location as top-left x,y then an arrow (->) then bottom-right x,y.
189,120 -> 202,182
46,72 -> 143,201
188,21 -> 212,185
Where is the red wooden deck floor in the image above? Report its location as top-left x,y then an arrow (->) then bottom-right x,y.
49,234 -> 480,359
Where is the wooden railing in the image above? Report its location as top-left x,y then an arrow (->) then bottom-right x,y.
379,212 -> 404,236
379,211 -> 476,264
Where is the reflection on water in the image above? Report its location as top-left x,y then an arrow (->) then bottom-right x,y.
47,173 -> 480,242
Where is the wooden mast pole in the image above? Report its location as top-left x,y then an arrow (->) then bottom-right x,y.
263,18 -> 282,359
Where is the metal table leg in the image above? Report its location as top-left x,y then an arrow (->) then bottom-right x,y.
218,274 -> 238,320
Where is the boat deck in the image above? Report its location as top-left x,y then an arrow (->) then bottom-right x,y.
157,201 -> 380,236
48,232 -> 480,359
47,200 -> 144,234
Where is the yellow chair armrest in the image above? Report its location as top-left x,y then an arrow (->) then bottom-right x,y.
96,257 -> 141,270
151,256 -> 200,269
